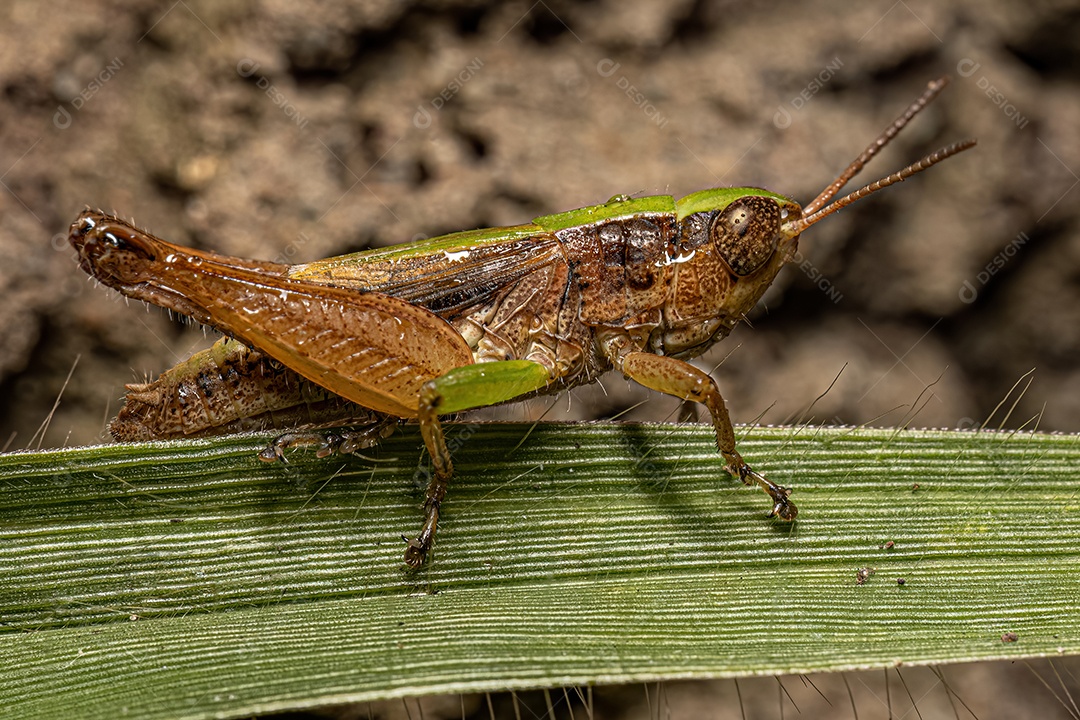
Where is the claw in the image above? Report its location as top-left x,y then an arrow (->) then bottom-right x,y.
769,490 -> 798,521
314,432 -> 343,458
258,444 -> 286,463
402,497 -> 441,568
736,464 -> 798,521
403,537 -> 427,568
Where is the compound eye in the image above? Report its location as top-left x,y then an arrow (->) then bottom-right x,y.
710,196 -> 782,275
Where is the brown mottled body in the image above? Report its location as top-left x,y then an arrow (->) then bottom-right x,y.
289,198 -> 784,391
69,78 -> 975,566
111,337 -> 384,441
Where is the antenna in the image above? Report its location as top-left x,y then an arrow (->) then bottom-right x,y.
793,77 -> 975,233
795,139 -> 976,232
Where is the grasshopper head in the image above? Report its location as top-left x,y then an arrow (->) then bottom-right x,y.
690,78 -> 979,280
676,80 -> 978,300
662,78 -> 975,358
706,192 -> 805,275
674,186 -> 803,292
661,188 -> 805,357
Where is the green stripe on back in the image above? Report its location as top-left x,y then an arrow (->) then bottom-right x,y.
534,195 -> 676,232
676,188 -> 793,220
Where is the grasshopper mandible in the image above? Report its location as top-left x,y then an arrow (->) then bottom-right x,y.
68,77 -> 974,567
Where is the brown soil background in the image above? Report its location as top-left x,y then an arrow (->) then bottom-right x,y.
0,0 -> 1078,718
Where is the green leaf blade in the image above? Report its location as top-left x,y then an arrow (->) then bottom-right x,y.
1,424 -> 1077,719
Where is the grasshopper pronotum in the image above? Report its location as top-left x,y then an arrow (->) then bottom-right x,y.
69,77 -> 974,566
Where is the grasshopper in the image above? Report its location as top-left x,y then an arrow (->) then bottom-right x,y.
68,77 -> 974,567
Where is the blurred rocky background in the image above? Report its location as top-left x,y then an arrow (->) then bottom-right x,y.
0,0 -> 1077,717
